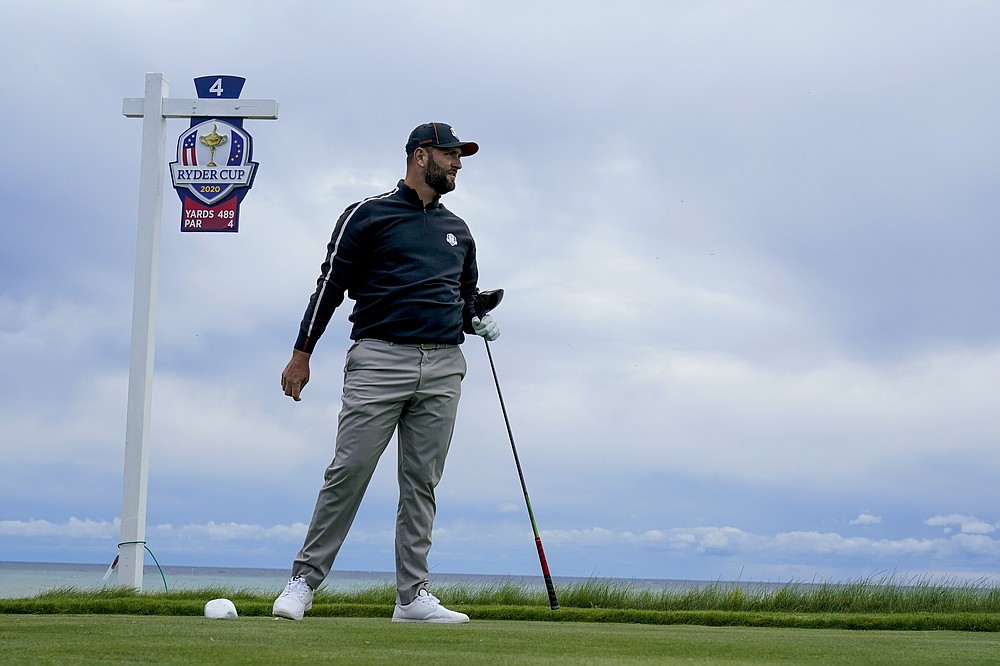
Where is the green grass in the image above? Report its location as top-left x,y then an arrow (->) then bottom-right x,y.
2,616 -> 1000,665
4,577 -> 1000,664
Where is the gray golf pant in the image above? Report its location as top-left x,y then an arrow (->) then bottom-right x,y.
291,339 -> 466,605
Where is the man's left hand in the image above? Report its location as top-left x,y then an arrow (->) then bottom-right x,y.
472,315 -> 500,341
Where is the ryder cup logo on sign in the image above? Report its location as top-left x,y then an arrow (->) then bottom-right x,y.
171,120 -> 256,205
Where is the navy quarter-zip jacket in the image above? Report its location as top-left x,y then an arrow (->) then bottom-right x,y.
295,180 -> 480,353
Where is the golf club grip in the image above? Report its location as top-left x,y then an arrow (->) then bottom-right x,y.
536,537 -> 560,610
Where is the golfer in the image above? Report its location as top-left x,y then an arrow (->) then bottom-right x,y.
272,123 -> 499,623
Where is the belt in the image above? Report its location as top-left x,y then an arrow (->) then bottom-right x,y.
416,343 -> 456,351
365,339 -> 456,351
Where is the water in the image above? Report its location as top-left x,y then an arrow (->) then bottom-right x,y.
0,561 -> 707,599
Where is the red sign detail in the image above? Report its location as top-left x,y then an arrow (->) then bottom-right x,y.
181,195 -> 239,233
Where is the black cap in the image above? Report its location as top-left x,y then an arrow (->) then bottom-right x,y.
405,122 -> 479,157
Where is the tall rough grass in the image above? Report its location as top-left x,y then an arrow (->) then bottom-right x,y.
547,574 -> 1000,613
4,573 -> 999,628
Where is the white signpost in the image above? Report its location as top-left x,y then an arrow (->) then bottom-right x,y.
117,73 -> 278,589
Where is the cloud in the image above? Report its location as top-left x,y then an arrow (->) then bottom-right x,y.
7,515 -> 1000,583
150,521 -> 308,543
850,512 -> 882,526
926,515 -> 997,536
0,518 -> 119,539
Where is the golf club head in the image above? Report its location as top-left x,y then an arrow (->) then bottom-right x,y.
473,288 -> 504,318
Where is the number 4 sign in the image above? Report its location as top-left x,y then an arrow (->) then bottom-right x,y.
168,76 -> 260,232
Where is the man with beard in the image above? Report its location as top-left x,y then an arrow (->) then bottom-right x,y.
272,123 -> 499,623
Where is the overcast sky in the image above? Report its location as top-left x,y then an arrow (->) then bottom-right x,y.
2,0 -> 1000,589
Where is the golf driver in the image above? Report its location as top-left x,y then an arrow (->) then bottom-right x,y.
473,289 -> 559,611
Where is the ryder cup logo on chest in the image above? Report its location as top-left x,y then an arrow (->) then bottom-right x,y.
170,119 -> 257,206
446,233 -> 458,246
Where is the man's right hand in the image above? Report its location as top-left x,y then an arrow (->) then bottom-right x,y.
281,349 -> 312,401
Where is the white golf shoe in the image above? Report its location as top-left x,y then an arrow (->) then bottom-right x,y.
272,576 -> 313,621
392,588 -> 470,623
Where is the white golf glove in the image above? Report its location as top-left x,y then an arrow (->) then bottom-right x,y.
472,315 -> 500,341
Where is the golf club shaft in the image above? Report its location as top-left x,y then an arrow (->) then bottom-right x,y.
484,338 -> 559,611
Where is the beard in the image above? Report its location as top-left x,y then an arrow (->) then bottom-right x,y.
423,153 -> 456,195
